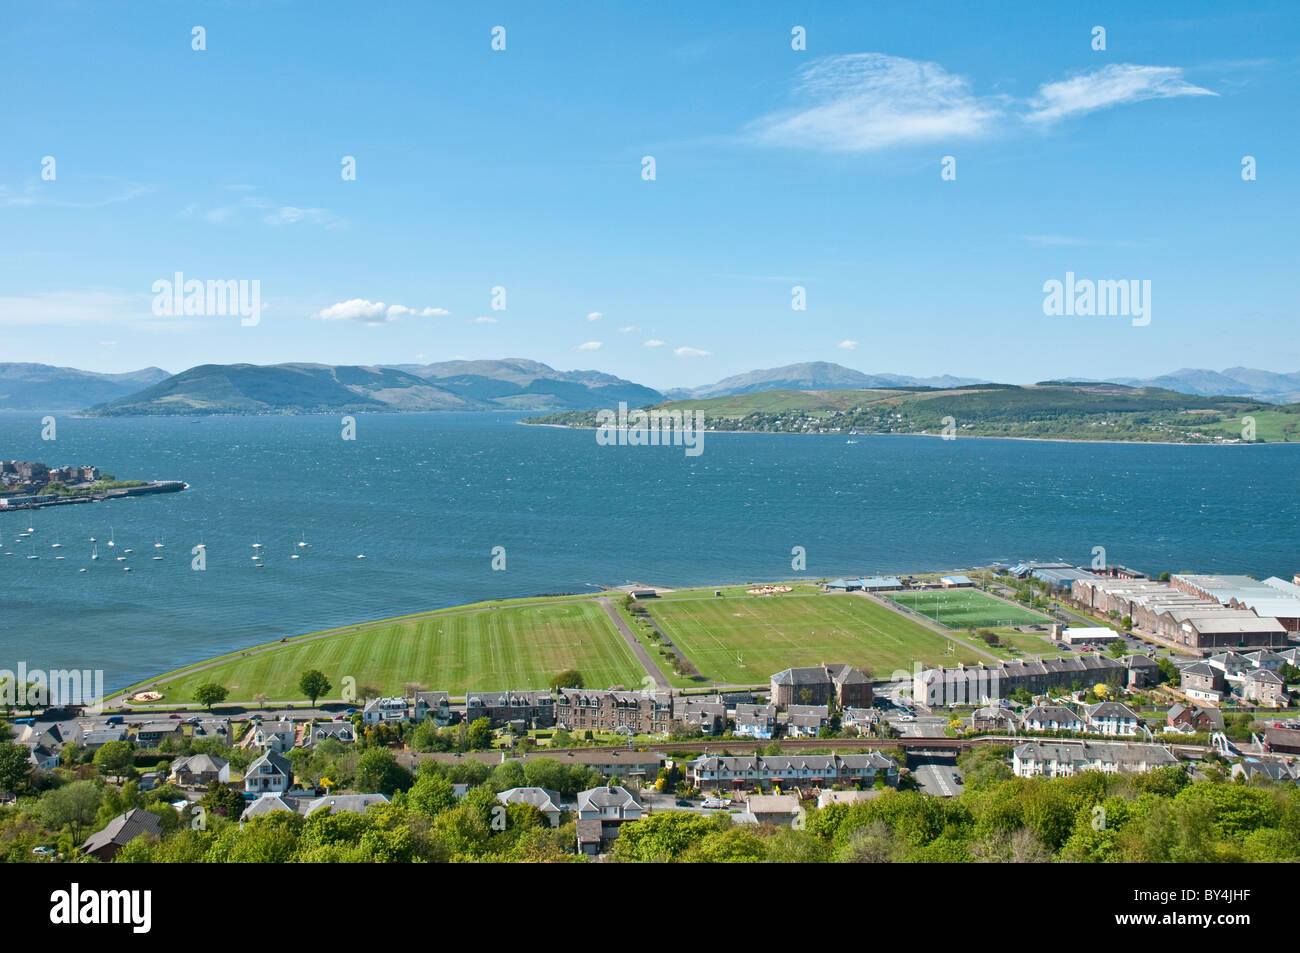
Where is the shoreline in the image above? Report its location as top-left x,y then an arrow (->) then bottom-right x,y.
517,420 -> 1276,448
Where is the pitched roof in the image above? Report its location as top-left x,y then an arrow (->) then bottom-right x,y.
304,793 -> 389,815
81,808 -> 161,855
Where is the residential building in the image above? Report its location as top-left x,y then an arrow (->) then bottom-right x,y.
1084,701 -> 1142,737
1180,661 -> 1225,704
304,794 -> 390,816
80,808 -> 162,861
555,688 -> 672,735
305,721 -> 356,746
135,721 -> 182,748
744,793 -> 802,827
250,720 -> 295,753
464,690 -> 555,729
575,785 -> 643,856
686,752 -> 897,792
770,663 -> 872,709
362,696 -> 410,726
497,787 -> 563,827
676,696 -> 727,735
413,691 -> 452,726
914,655 -> 1155,707
244,751 -> 293,794
169,753 -> 230,787
1165,703 -> 1224,734
970,706 -> 1020,733
783,704 -> 830,738
842,707 -> 882,734
733,703 -> 778,739
1022,705 -> 1083,733
1243,668 -> 1288,708
1012,741 -> 1179,778
240,793 -> 293,822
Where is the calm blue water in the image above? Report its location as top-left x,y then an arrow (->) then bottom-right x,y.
1,411 -> 1297,691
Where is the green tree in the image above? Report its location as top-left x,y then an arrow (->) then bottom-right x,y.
0,742 -> 31,795
612,811 -> 715,862
356,747 -> 413,796
298,670 -> 332,706
549,669 -> 584,691
92,740 -> 136,778
466,717 -> 493,751
37,780 -> 103,842
200,780 -> 247,820
407,773 -> 456,817
194,682 -> 229,710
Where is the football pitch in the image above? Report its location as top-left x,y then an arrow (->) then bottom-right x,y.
150,600 -> 647,703
884,588 -> 1051,629
644,593 -> 988,684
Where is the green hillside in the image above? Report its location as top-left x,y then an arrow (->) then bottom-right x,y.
524,384 -> 1299,443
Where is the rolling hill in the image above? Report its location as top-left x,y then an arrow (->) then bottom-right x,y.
82,359 -> 664,416
524,382 -> 1300,444
0,363 -> 171,411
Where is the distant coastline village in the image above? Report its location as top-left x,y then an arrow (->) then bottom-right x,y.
7,557 -> 1300,860
0,459 -> 185,511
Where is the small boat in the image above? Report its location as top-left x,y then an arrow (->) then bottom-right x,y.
91,545 -> 99,561
297,533 -> 308,548
107,527 -> 115,548
123,566 -> 133,572
51,542 -> 62,549
115,556 -> 127,562
154,539 -> 164,549
55,555 -> 65,560
27,554 -> 39,560
78,568 -> 87,573
356,554 -> 366,559
290,553 -> 300,559
252,540 -> 263,550
152,556 -> 163,561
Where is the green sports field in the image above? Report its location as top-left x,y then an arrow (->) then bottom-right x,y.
644,593 -> 989,684
884,589 -> 1051,629
152,600 -> 646,703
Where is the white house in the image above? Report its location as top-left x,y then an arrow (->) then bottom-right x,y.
362,696 -> 410,726
243,751 -> 293,794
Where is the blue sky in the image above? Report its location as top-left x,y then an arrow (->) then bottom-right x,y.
1,0 -> 1296,387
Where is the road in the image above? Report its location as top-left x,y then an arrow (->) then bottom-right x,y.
598,596 -> 670,690
912,758 -> 963,797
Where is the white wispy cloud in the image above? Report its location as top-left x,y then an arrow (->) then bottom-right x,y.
576,340 -> 602,350
1027,64 -> 1217,123
586,311 -> 603,322
744,54 -> 1217,153
265,206 -> 339,227
619,325 -> 640,333
745,53 -> 1001,152
838,340 -> 858,350
675,346 -> 710,358
312,299 -> 448,325
0,290 -> 156,328
644,339 -> 667,348
473,316 -> 498,324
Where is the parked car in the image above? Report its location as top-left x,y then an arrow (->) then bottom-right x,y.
675,798 -> 692,807
168,713 -> 182,719
32,846 -> 53,856
105,715 -> 124,725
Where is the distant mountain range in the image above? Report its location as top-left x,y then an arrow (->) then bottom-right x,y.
0,363 -> 171,411
2,359 -> 1298,415
81,359 -> 663,416
1100,368 -> 1300,405
662,362 -> 985,400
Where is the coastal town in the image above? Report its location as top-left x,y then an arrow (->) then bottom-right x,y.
0,459 -> 186,511
5,558 -> 1300,863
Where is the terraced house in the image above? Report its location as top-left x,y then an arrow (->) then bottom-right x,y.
555,688 -> 673,735
686,752 -> 897,792
1012,741 -> 1179,778
914,654 -> 1157,706
464,690 -> 555,729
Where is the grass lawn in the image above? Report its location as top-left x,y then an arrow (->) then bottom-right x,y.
153,600 -> 646,703
983,629 -> 1072,658
884,589 -> 1051,629
645,593 -> 989,684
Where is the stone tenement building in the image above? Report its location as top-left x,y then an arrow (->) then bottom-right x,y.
769,664 -> 873,710
913,655 -> 1160,707
555,689 -> 673,735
